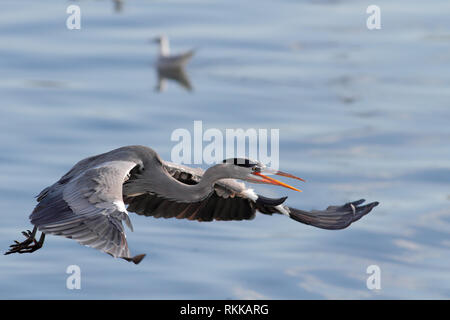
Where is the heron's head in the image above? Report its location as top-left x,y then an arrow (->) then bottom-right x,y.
221,158 -> 305,192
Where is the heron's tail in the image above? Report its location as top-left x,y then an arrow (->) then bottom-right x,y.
287,199 -> 379,230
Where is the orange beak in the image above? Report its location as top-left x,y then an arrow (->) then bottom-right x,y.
252,171 -> 304,192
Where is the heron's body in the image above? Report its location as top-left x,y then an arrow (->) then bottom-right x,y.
6,145 -> 378,264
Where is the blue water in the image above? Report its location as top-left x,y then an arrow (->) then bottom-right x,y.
1,0 -> 449,299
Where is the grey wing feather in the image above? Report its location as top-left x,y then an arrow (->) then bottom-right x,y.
30,160 -> 138,258
39,215 -> 130,258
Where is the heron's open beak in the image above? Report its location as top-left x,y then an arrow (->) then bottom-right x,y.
252,170 -> 305,192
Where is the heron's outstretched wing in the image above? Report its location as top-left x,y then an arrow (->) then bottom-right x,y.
30,160 -> 138,259
125,161 -> 378,229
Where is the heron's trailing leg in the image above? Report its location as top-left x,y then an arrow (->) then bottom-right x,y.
4,226 -> 45,255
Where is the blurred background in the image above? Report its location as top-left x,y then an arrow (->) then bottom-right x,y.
0,0 -> 449,299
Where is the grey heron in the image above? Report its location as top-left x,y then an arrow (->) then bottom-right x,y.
5,145 -> 379,264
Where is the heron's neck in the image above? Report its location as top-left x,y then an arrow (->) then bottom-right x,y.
196,163 -> 230,189
170,164 -> 230,202
124,164 -> 230,203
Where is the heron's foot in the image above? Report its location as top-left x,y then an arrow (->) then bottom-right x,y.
4,229 -> 45,255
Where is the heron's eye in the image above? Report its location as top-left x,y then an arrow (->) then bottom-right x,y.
252,166 -> 261,172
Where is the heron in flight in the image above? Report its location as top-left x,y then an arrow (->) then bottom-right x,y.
5,145 -> 378,264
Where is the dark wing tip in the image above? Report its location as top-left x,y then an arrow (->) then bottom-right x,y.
347,200 -> 379,223
132,254 -> 146,264
348,199 -> 379,208
123,253 -> 146,265
349,199 -> 366,206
